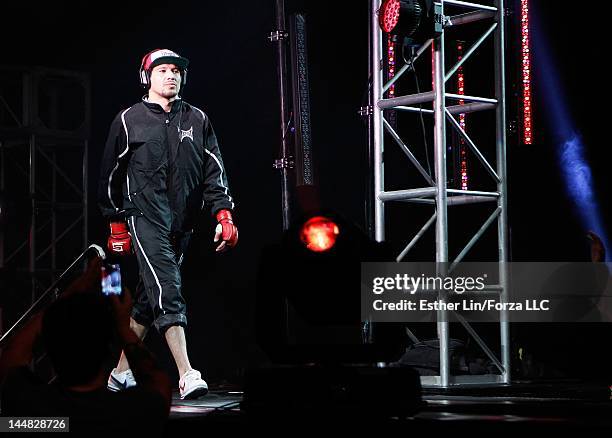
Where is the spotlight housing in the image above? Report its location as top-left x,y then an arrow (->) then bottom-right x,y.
379,0 -> 442,47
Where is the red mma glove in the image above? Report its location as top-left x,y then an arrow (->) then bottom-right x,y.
214,209 -> 238,252
107,221 -> 132,255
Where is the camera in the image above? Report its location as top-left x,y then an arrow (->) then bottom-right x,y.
101,263 -> 122,296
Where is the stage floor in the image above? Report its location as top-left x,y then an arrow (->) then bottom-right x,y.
166,380 -> 612,433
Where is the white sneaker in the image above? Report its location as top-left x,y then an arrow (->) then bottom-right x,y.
108,368 -> 137,392
179,369 -> 209,399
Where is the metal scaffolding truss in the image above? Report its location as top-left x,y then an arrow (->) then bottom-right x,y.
368,0 -> 510,387
0,67 -> 90,311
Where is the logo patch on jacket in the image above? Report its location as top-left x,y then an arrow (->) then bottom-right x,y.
179,126 -> 193,142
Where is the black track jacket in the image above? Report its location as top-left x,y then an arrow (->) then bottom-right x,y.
98,98 -> 235,232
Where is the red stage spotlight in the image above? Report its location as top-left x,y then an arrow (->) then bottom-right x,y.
300,216 -> 340,252
379,0 -> 402,33
255,211 -> 394,364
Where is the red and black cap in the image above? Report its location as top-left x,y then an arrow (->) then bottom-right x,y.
141,49 -> 189,72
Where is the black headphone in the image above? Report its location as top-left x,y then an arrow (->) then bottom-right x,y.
139,49 -> 189,93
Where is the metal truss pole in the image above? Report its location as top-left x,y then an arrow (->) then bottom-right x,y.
272,0 -> 293,231
363,0 -> 387,345
366,3 -> 375,240
83,140 -> 89,257
371,0 -> 385,243
0,140 -> 4,268
29,133 -> 36,301
432,25 -> 451,387
494,0 -> 511,384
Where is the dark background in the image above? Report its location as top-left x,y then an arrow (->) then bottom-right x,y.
0,0 -> 610,383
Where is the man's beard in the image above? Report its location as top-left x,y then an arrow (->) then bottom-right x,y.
161,88 -> 179,98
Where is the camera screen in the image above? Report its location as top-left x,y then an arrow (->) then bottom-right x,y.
101,264 -> 122,295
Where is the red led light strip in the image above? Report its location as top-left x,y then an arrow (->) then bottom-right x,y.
521,0 -> 532,144
387,34 -> 396,98
385,34 -> 398,127
457,42 -> 468,191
